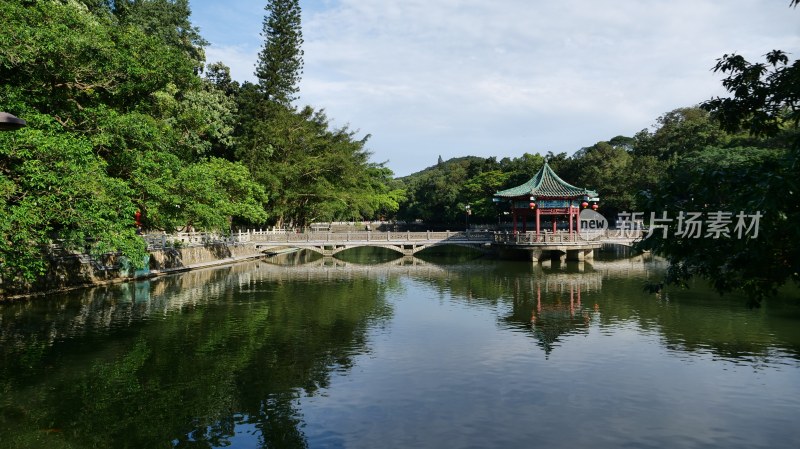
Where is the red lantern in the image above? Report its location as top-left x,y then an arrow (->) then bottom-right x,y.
581,201 -> 589,208
529,202 -> 536,209
591,203 -> 599,210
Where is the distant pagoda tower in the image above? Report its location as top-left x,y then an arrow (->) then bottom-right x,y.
493,161 -> 599,235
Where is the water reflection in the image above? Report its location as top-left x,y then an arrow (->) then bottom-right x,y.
1,252 -> 799,449
263,252 -> 800,363
0,260 -> 394,449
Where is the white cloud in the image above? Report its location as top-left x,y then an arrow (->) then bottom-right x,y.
192,0 -> 800,175
205,44 -> 259,83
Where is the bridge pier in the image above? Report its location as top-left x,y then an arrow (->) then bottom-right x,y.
491,242 -> 599,264
567,248 -> 594,261
528,248 -> 543,262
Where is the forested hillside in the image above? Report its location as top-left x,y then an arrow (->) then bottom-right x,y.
395,106 -> 768,226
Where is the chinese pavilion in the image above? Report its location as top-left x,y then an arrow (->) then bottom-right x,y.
493,161 -> 599,236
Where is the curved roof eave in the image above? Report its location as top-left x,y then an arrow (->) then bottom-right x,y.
493,161 -> 598,199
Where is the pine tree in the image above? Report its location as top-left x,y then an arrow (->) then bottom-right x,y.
256,0 -> 304,106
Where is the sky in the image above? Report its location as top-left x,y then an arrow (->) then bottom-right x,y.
188,0 -> 800,176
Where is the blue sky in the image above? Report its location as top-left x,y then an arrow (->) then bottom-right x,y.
188,0 -> 799,176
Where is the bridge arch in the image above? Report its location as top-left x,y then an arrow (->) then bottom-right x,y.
259,240 -> 494,258
329,244 -> 407,256
415,242 -> 491,254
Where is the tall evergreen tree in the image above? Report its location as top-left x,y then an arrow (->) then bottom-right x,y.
256,0 -> 304,106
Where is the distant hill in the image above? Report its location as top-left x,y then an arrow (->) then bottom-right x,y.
395,156 -> 486,183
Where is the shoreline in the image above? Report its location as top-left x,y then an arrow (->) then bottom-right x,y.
0,244 -> 271,302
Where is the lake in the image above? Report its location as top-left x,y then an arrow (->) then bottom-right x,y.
1,249 -> 799,449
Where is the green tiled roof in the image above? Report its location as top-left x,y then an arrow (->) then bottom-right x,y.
494,161 -> 598,199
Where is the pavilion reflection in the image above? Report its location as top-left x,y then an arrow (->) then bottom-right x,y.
530,282 -> 593,355
500,269 -> 603,356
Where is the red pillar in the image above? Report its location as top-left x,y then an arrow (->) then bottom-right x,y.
552,218 -> 557,233
535,208 -> 541,239
569,208 -> 574,235
574,207 -> 579,236
512,209 -> 517,235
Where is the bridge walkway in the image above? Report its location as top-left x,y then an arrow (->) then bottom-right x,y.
143,230 -> 643,258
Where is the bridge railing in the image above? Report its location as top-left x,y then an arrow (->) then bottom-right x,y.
603,229 -> 645,240
143,230 -> 261,250
142,228 -> 643,250
249,230 -> 495,243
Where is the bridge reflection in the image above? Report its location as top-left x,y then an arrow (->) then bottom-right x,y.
261,252 -> 660,281
0,254 -> 663,355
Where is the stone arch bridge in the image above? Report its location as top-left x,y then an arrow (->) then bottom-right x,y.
252,230 -> 492,257
246,230 -> 643,260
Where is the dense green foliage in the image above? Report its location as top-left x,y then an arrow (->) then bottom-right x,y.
639,51 -> 800,304
0,0 -> 400,289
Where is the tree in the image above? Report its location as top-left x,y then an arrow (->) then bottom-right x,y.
642,44 -> 800,304
205,61 -> 240,97
127,151 -> 267,232
702,51 -> 800,138
0,0 -> 196,124
396,157 -> 483,224
571,140 -> 634,217
151,82 -> 238,161
0,115 -> 146,286
500,152 -> 546,187
109,0 -> 207,72
235,96 -> 395,227
462,169 -> 511,223
639,146 -> 792,305
633,107 -> 729,162
256,0 -> 304,106
0,0 -> 270,292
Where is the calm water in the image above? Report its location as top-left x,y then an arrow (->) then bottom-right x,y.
1,249 -> 800,449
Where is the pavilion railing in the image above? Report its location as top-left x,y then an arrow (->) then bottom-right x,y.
493,231 -> 578,244
492,229 -> 645,245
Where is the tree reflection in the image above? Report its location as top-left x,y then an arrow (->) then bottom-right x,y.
385,255 -> 800,360
0,261 -> 392,448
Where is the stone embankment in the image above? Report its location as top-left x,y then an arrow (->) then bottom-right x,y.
1,243 -> 265,300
